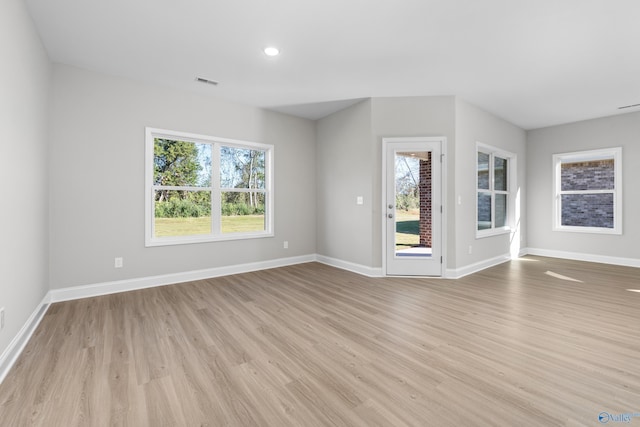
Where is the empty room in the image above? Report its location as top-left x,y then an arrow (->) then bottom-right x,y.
1,0 -> 639,425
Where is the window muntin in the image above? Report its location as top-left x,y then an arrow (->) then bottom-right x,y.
145,128 -> 273,246
476,145 -> 515,237
553,148 -> 621,234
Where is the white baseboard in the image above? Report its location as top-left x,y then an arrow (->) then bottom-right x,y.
317,254 -> 517,279
0,296 -> 50,384
524,248 -> 640,268
49,253 -> 386,305
49,254 -> 316,303
446,253 -> 513,279
315,255 -> 383,277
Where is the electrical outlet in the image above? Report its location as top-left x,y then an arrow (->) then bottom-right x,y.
283,241 -> 289,249
468,245 -> 473,254
0,307 -> 5,330
114,257 -> 123,268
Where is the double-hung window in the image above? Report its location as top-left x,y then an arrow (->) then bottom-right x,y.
145,127 -> 273,246
477,144 -> 515,237
553,147 -> 622,234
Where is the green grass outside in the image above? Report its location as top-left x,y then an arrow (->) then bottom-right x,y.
395,209 -> 419,249
155,211 -> 419,247
154,215 -> 265,237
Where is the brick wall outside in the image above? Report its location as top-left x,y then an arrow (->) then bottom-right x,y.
561,160 -> 614,228
477,193 -> 491,228
419,154 -> 432,247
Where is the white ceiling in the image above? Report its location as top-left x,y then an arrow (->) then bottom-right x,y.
25,0 -> 640,129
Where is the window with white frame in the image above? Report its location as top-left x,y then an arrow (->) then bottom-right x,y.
553,147 -> 622,234
477,144 -> 515,237
145,127 -> 273,246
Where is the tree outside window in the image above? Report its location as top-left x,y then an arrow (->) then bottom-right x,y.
145,128 -> 273,246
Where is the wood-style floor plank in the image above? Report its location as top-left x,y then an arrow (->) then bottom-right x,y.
1,256 -> 639,426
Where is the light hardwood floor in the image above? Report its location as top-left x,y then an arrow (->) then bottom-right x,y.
1,256 -> 639,426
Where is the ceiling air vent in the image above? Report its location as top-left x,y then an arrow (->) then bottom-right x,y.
618,103 -> 640,110
195,77 -> 219,86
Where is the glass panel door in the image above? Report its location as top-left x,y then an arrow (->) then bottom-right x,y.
384,138 -> 442,277
394,151 -> 432,258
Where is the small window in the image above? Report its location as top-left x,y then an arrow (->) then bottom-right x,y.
553,148 -> 622,234
477,144 -> 515,237
145,128 -> 273,246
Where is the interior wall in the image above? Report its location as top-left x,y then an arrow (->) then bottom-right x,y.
316,96 -> 528,274
454,99 -> 527,269
371,96 -> 457,269
48,64 -> 317,289
527,111 -> 640,261
316,100 -> 374,267
0,0 -> 51,356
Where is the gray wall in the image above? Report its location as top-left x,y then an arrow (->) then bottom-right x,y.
455,99 -> 527,268
316,95 -> 528,273
527,112 -> 640,260
316,100 -> 374,267
317,96 -> 456,270
48,64 -> 317,289
0,0 -> 51,355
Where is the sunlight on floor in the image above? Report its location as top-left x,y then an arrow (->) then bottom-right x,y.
626,289 -> 640,293
545,270 -> 583,282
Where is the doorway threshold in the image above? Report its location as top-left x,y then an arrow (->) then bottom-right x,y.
395,247 -> 432,257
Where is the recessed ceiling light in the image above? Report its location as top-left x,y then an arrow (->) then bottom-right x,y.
264,47 -> 280,57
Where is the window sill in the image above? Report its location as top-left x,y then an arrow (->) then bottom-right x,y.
553,226 -> 621,235
476,227 -> 511,239
146,231 -> 274,247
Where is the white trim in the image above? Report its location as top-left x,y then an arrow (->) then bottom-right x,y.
145,230 -> 275,247
42,254 -> 385,305
316,255 -> 384,278
476,226 -> 511,238
525,248 -> 640,269
145,127 -> 274,247
49,255 -> 315,303
0,296 -> 50,384
446,253 -> 513,279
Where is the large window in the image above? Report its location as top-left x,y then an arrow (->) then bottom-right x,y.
477,144 -> 515,237
553,147 -> 622,234
145,128 -> 273,246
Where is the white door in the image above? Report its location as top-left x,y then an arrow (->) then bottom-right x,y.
383,138 -> 443,276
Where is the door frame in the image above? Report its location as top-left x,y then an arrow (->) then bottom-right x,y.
381,136 -> 448,277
